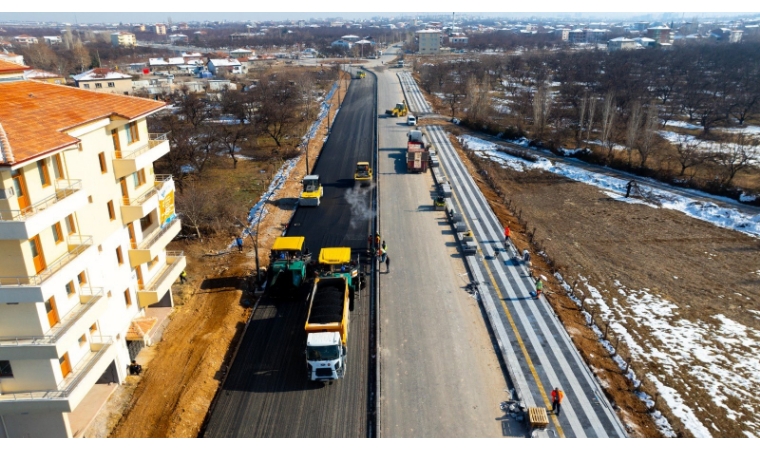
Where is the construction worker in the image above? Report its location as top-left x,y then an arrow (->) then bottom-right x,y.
375,233 -> 381,250
551,387 -> 564,416
535,278 -> 543,296
180,270 -> 188,284
504,225 -> 511,245
381,241 -> 387,262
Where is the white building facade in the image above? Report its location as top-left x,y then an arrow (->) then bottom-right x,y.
0,80 -> 184,438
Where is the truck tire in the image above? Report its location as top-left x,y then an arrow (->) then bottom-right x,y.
349,287 -> 355,311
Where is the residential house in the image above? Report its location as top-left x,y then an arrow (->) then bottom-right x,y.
111,32 -> 136,48
13,35 -> 38,46
416,29 -> 442,55
43,36 -> 62,46
169,34 -> 188,44
23,70 -> 66,85
153,24 -> 166,35
0,52 -> 25,66
0,60 -> 29,82
330,40 -> 353,49
449,33 -> 468,44
607,37 -> 639,51
229,48 -> 254,59
72,69 -> 133,95
132,24 -> 146,32
207,59 -> 244,75
647,26 -> 672,44
0,80 -> 183,438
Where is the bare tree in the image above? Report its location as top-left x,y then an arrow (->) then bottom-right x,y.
71,39 -> 91,73
253,75 -> 299,147
577,93 -> 588,146
673,134 -> 705,177
465,73 -> 490,124
712,133 -> 759,188
600,93 -> 617,163
586,95 -> 597,145
638,103 -> 659,169
625,101 -> 642,167
532,83 -> 552,140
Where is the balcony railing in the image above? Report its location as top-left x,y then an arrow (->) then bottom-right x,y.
144,251 -> 184,291
114,133 -> 169,160
0,235 -> 92,286
154,174 -> 173,184
0,337 -> 113,402
122,186 -> 158,207
0,288 -> 103,347
138,216 -> 179,251
0,179 -> 83,221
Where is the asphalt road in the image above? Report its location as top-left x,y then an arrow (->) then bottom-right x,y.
203,74 -> 376,438
374,67 -> 514,437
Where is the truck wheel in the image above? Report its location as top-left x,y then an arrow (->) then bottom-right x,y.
349,287 -> 355,311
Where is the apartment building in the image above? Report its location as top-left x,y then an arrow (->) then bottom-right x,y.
72,68 -> 133,96
416,29 -> 442,55
110,32 -> 136,48
0,81 -> 185,438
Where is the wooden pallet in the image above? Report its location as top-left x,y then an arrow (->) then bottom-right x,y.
528,407 -> 549,430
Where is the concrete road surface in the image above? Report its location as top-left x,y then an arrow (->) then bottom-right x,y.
374,67 -> 514,437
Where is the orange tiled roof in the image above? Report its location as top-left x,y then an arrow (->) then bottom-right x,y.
0,80 -> 165,165
0,59 -> 29,73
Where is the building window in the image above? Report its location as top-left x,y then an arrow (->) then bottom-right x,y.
98,152 -> 107,173
108,82 -> 115,87
78,271 -> 87,286
83,83 -> 90,89
126,122 -> 139,144
90,323 -> 98,334
116,246 -> 124,265
53,154 -> 64,180
95,83 -> 103,89
52,222 -> 63,244
124,288 -> 132,307
147,255 -> 159,269
0,360 -> 13,378
133,168 -> 146,188
111,128 -> 121,153
65,214 -> 76,235
140,213 -> 153,231
107,200 -> 115,221
79,334 -> 87,347
38,160 -> 51,186
65,280 -> 76,297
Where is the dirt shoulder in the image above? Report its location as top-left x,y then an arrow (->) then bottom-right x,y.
443,124 -> 760,437
96,80 -> 349,438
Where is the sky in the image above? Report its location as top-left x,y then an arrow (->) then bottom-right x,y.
2,1 -> 758,24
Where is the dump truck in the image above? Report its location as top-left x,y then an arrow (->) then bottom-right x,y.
305,276 -> 350,382
385,100 -> 407,117
267,236 -> 310,298
354,161 -> 372,186
407,129 -> 431,173
299,174 -> 323,206
318,247 -> 364,301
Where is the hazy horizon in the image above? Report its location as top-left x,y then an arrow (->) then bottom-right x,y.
2,11 -> 758,25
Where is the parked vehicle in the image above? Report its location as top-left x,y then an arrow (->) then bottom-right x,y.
407,129 -> 431,173
407,115 -> 417,126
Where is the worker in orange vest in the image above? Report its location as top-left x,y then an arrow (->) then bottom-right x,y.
504,225 -> 511,247
551,387 -> 564,416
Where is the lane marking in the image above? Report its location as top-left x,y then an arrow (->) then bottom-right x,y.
435,133 -> 565,438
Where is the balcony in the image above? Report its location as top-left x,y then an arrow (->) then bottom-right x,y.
128,217 -> 181,267
120,175 -> 173,225
0,288 -> 105,360
112,133 -> 170,179
137,251 -> 186,307
0,235 -> 97,304
0,179 -> 87,240
0,337 -> 116,415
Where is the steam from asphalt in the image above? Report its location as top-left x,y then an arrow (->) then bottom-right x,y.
344,182 -> 376,229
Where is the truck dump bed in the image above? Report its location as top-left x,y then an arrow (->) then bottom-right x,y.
305,277 -> 348,339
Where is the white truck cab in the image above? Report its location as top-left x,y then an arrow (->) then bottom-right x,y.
407,115 -> 417,126
306,332 -> 346,381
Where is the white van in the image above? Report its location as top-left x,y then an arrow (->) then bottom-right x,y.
407,115 -> 417,126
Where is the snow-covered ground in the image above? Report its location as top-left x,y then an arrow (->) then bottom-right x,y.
458,135 -> 760,238
460,133 -> 760,437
